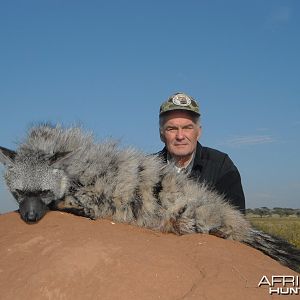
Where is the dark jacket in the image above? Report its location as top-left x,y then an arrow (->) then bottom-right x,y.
156,142 -> 245,213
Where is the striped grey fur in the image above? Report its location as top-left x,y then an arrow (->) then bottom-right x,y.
0,124 -> 299,273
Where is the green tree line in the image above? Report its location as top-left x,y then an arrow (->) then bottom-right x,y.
246,207 -> 300,218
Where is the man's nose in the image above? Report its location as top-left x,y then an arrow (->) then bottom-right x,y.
176,129 -> 185,140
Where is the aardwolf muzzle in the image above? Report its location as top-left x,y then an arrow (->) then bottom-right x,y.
19,196 -> 48,223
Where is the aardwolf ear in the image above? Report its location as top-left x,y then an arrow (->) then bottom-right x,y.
49,148 -> 82,167
0,146 -> 17,166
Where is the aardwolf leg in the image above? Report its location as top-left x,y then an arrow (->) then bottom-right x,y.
50,196 -> 96,219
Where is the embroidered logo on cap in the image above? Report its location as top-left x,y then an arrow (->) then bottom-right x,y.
172,93 -> 192,106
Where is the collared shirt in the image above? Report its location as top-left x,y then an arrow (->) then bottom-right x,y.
166,152 -> 195,174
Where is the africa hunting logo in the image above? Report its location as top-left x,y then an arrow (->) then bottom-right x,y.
258,275 -> 299,295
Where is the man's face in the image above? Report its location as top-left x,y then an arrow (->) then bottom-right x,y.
160,110 -> 201,159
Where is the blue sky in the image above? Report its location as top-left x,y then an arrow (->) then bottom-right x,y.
0,0 -> 299,213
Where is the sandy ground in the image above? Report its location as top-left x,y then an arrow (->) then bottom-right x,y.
0,211 -> 298,300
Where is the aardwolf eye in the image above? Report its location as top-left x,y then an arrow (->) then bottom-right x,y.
14,189 -> 51,197
39,190 -> 55,205
15,189 -> 24,196
13,189 -> 26,202
40,190 -> 51,196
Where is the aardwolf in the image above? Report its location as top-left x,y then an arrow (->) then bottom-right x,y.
0,124 -> 299,273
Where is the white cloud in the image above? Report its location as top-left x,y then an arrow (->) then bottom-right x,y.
265,6 -> 291,28
222,135 -> 275,147
292,120 -> 300,127
256,127 -> 269,132
252,192 -> 273,199
288,181 -> 300,190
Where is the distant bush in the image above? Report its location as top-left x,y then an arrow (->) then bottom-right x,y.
246,207 -> 300,218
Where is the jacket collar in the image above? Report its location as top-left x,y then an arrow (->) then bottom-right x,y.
193,142 -> 203,170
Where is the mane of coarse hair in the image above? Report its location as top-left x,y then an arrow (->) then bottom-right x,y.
18,123 -> 95,154
16,124 -> 157,187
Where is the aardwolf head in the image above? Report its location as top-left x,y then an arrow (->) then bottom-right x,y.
0,146 -> 72,223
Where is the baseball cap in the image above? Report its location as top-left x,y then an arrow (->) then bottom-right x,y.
159,92 -> 200,116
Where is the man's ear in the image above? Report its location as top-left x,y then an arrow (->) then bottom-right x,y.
159,130 -> 166,143
0,146 -> 16,166
197,126 -> 202,140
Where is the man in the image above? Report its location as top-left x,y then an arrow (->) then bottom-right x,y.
157,92 -> 245,213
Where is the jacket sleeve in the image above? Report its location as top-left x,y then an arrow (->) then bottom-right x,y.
215,155 -> 246,214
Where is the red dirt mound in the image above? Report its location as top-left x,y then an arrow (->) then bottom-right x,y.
0,211 -> 298,299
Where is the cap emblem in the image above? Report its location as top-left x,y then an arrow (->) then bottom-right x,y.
172,94 -> 191,106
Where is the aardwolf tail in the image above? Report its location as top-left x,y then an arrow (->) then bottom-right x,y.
245,229 -> 300,273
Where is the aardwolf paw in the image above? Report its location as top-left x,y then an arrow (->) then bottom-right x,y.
208,227 -> 229,239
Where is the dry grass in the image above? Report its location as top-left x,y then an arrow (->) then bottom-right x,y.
247,216 -> 300,249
